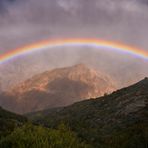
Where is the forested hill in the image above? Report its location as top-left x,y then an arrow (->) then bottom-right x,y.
28,78 -> 148,147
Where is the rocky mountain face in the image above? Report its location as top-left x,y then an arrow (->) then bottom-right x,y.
0,64 -> 116,113
28,78 -> 148,147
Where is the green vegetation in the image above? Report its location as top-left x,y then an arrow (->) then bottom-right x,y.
0,107 -> 27,138
0,123 -> 90,148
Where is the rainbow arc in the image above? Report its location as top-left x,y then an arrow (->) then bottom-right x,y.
0,38 -> 148,64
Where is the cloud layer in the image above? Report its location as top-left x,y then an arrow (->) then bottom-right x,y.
0,0 -> 148,90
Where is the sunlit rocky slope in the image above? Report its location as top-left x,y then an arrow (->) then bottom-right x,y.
0,64 -> 116,113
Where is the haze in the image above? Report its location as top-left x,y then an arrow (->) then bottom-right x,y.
0,0 -> 148,90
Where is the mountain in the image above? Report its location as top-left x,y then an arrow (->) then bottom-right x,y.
0,64 -> 116,113
0,78 -> 147,147
28,78 -> 148,147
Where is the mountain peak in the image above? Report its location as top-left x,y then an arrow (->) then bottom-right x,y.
5,64 -> 116,113
69,64 -> 97,75
11,64 -> 115,94
71,63 -> 88,69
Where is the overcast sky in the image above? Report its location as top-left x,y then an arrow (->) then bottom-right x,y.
0,0 -> 148,51
0,0 -> 148,89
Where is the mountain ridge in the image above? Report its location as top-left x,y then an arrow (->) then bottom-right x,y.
0,64 -> 116,113
10,64 -> 115,95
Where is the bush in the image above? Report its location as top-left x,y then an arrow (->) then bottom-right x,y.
0,123 -> 91,148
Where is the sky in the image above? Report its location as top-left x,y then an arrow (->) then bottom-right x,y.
0,0 -> 148,90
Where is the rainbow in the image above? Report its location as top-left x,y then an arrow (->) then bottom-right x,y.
0,38 -> 148,64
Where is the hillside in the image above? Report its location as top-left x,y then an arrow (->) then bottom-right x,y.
0,108 -> 90,148
0,64 -> 116,113
28,78 -> 148,147
0,78 -> 147,147
0,107 -> 27,139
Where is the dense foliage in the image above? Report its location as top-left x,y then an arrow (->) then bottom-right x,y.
0,123 -> 90,148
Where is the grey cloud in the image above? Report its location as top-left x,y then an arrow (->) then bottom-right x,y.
0,0 -> 148,90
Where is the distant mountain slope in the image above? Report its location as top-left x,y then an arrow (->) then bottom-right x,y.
0,107 -> 27,139
0,64 -> 116,113
28,78 -> 148,147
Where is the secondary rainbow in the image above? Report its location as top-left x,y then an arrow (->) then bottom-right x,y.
0,38 -> 148,64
